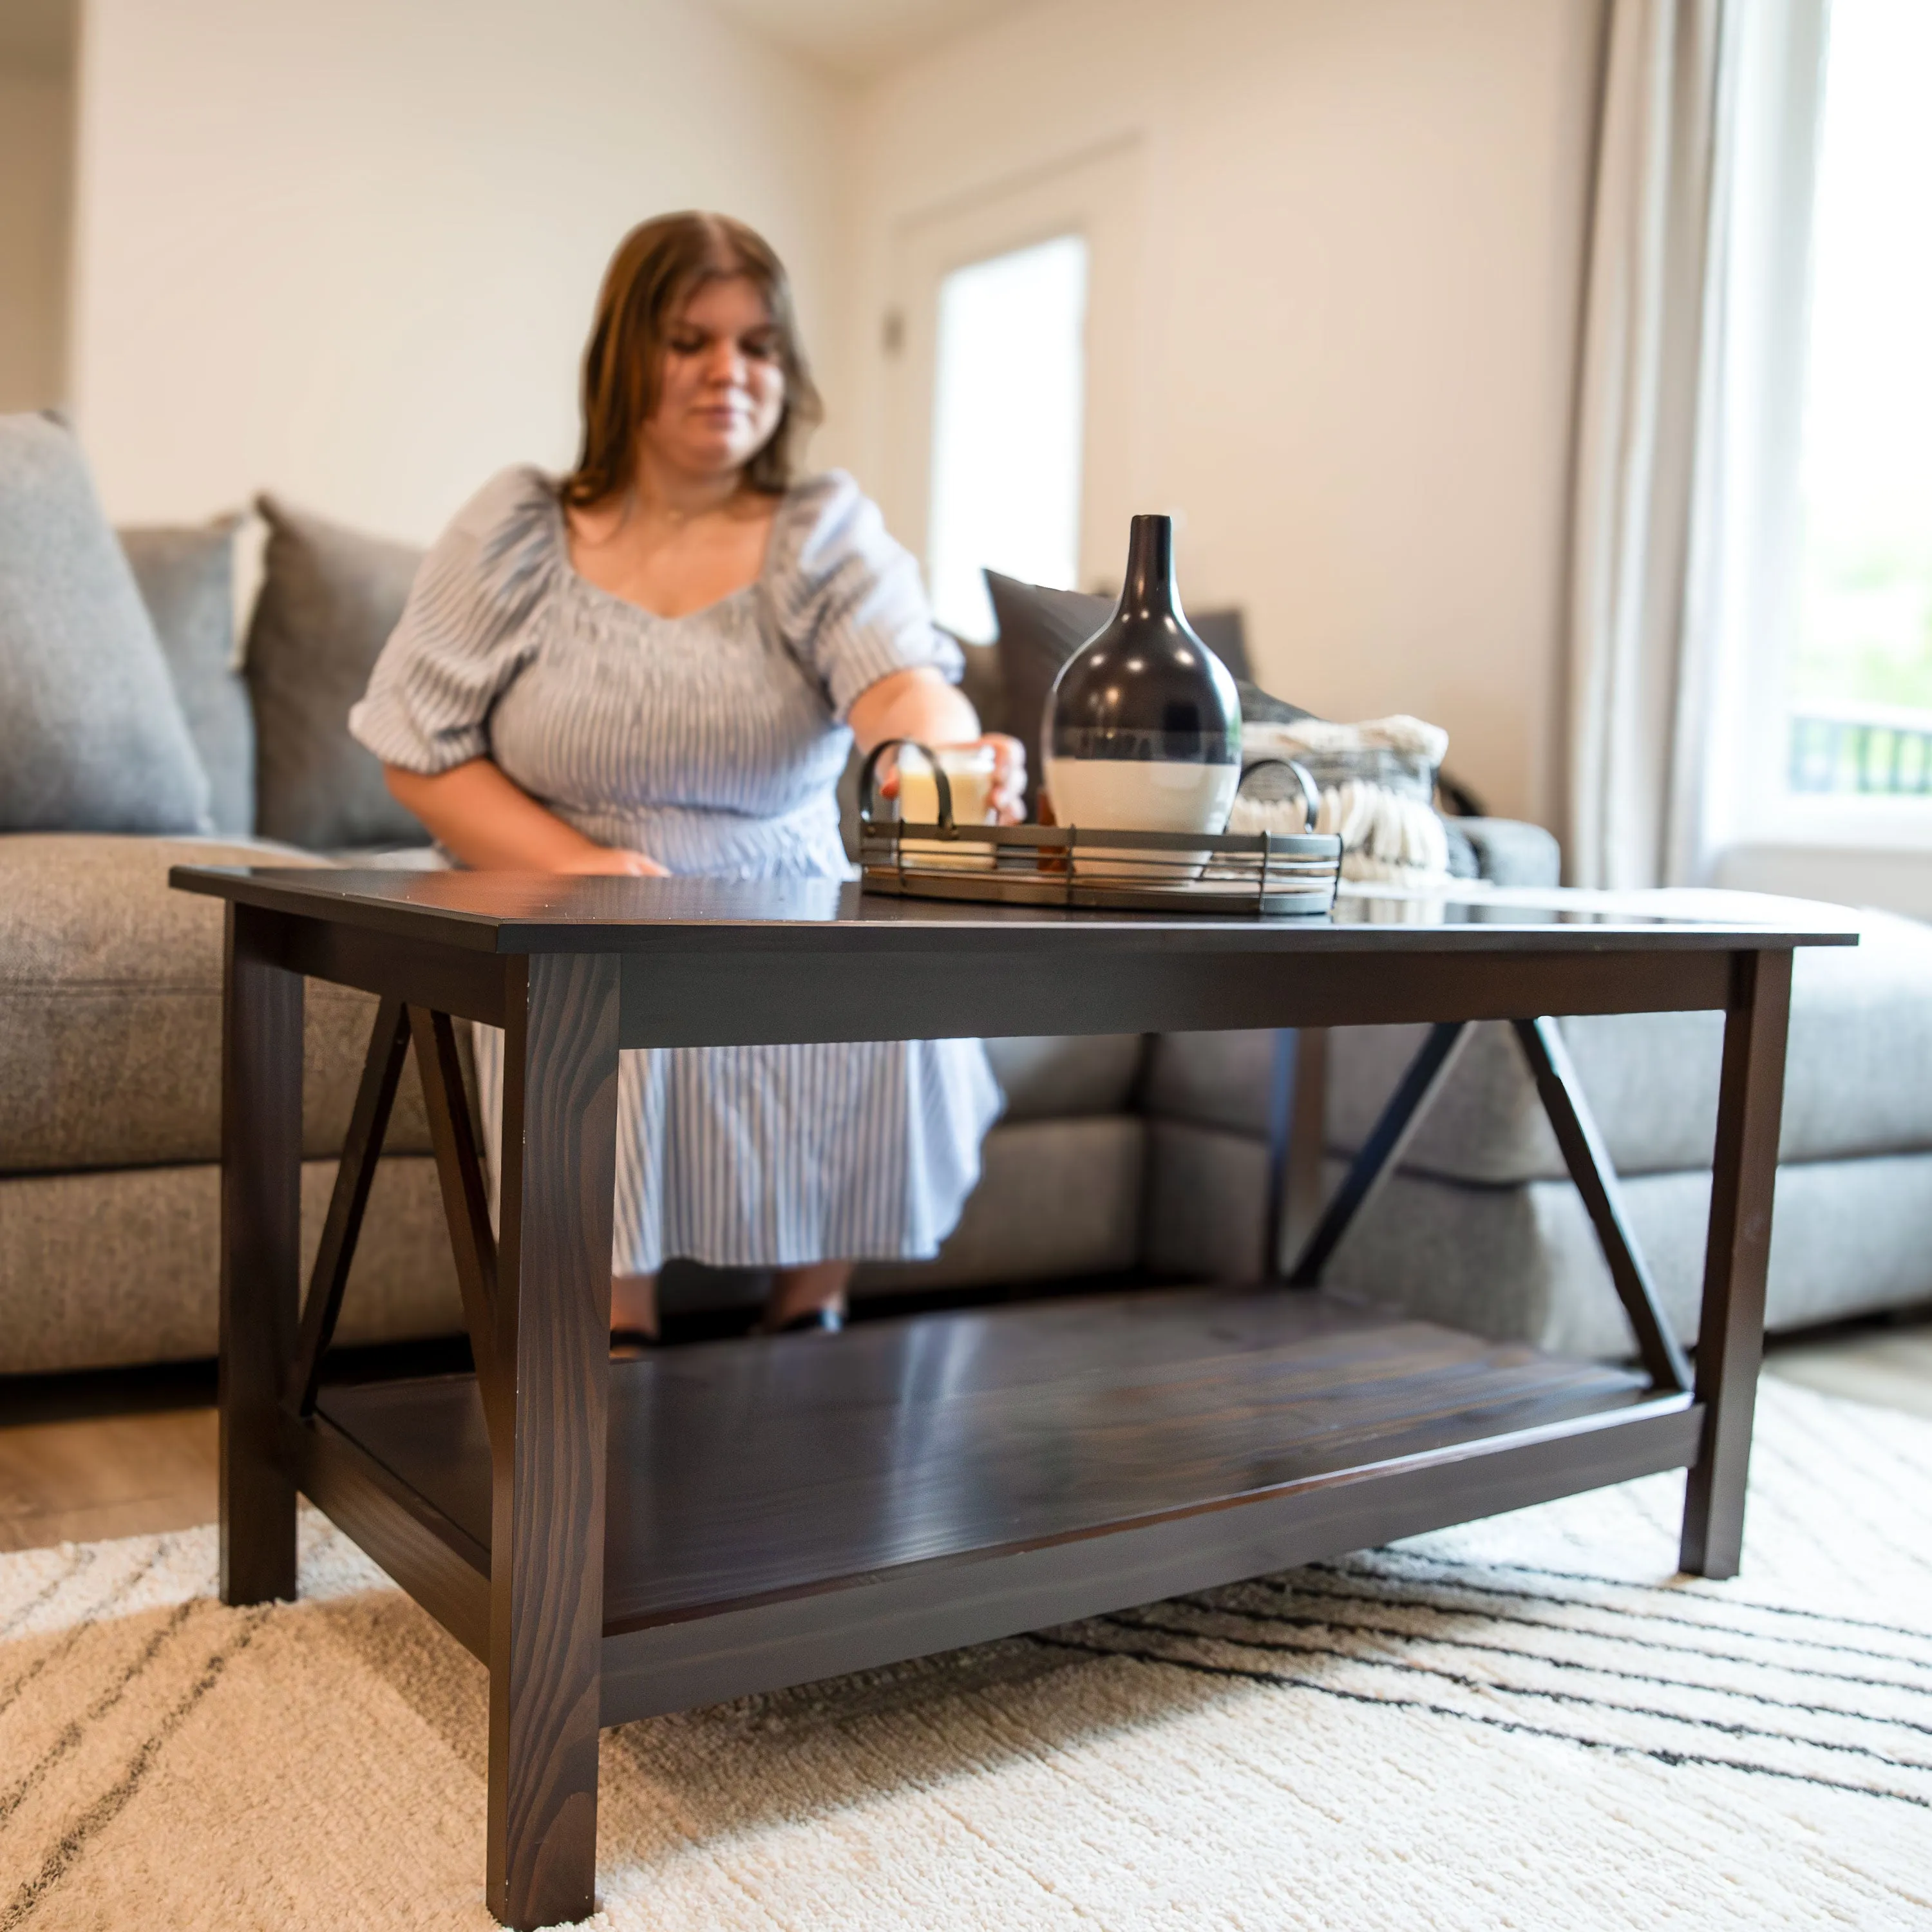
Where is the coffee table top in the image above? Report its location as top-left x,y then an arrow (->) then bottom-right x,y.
171,866 -> 1859,958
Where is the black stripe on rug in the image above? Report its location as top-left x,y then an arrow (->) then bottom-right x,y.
1300,1561 -> 1932,1674
0,1550 -> 94,1648
1027,1631 -> 1932,1810
1329,1551 -> 1932,1650
1161,1593 -> 1932,1738
1198,1584 -> 1932,1723
0,1542 -> 177,1725
1095,1609 -> 1932,1773
0,1600 -> 202,1829
0,1607 -> 268,1932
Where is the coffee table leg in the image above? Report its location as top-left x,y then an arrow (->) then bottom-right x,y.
220,904 -> 303,1605
486,952 -> 621,1930
1680,949 -> 1794,1579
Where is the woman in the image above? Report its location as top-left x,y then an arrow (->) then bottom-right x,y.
350,211 -> 1023,1343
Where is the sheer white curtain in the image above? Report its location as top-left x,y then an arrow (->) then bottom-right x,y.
1565,0 -> 1829,889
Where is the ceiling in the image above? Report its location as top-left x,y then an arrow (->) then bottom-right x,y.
705,0 -> 1036,79
0,0 -> 1028,83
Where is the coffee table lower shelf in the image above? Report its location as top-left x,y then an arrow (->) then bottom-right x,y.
290,1286 -> 1699,1724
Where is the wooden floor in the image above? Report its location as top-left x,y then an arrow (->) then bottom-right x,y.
1764,1323 -> 1932,1420
2,1312 -> 1927,1557
0,1408 -> 217,1553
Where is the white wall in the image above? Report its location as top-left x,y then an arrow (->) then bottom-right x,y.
68,0 -> 850,544
64,0 -> 1604,824
0,62 -> 74,413
838,0 -> 1604,825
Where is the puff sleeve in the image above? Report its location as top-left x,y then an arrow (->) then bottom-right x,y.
347,466 -> 558,775
768,471 -> 962,720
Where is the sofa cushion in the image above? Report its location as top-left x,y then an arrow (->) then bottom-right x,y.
981,1034 -> 1144,1121
0,1155 -> 461,1376
1147,907 -> 1932,1178
0,413 -> 211,835
1452,817 -> 1561,889
1324,909 -> 1932,1180
1141,1119 -> 1273,1283
1321,1151 -> 1932,1358
245,495 -> 430,851
854,1115 -> 1146,1294
120,517 -> 255,837
1141,1030 -> 1279,1140
1140,1121 -> 1932,1352
0,833 -> 444,1172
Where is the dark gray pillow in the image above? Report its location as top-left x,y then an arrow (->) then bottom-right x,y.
120,518 -> 255,837
954,631 -> 1009,737
983,571 -> 1274,817
0,412 -> 211,834
246,495 -> 430,850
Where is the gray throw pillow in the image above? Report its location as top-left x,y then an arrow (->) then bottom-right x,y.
120,518 -> 255,836
952,630 -> 1010,737
246,495 -> 430,850
0,412 -> 212,835
983,570 -> 1274,817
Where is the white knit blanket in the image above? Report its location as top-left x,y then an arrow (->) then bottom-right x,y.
1228,715 -> 1451,884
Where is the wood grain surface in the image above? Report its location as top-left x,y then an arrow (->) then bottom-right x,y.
177,864 -> 1833,1929
290,997 -> 411,1416
485,951 -> 620,1929
219,904 -> 303,1605
171,865 -> 1857,955
1681,949 -> 1795,1577
320,1288 -> 1653,1631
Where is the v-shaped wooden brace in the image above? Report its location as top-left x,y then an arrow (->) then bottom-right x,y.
285,999 -> 511,1452
1280,1018 -> 1692,1395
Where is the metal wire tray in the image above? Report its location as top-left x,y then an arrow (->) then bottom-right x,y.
857,741 -> 1343,917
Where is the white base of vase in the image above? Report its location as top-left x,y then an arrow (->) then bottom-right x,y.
1044,757 -> 1240,878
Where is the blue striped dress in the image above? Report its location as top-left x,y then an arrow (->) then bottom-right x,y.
349,466 -> 1001,1273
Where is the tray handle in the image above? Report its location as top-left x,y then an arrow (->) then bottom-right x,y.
1236,755 -> 1324,835
858,739 -> 955,830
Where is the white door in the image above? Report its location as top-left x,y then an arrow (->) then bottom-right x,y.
883,140 -> 1147,639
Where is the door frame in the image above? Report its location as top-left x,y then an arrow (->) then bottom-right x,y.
883,137 -> 1148,614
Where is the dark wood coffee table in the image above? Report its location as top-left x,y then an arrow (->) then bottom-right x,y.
170,866 -> 1852,1928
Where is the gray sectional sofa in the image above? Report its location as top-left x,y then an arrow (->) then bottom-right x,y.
5,411 -> 1927,1379
10,819 -> 1929,1379
1142,905 -> 1932,1354
0,823 -> 1184,1370
0,824 -> 1185,1371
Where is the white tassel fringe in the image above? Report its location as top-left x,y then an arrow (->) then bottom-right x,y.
1231,715 -> 1452,885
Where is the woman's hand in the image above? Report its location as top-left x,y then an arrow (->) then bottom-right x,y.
552,846 -> 670,878
972,733 -> 1028,824
849,668 -> 1030,824
875,734 -> 1028,824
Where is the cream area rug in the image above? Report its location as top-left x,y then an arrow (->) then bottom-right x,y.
2,1379 -> 1929,1931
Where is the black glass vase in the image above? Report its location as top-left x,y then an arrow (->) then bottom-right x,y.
1044,514 -> 1242,857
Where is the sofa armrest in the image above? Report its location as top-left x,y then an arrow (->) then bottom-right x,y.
1456,817 -> 1561,889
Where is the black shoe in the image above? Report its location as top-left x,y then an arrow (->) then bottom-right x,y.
769,1305 -> 844,1336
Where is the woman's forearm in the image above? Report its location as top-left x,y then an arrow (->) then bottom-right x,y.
385,759 -> 663,874
846,665 -> 1027,822
846,667 -> 980,754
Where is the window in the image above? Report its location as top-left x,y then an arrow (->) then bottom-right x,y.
923,234 -> 1088,642
1785,0 -> 1932,799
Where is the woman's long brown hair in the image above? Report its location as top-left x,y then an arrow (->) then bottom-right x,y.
561,212 -> 822,507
